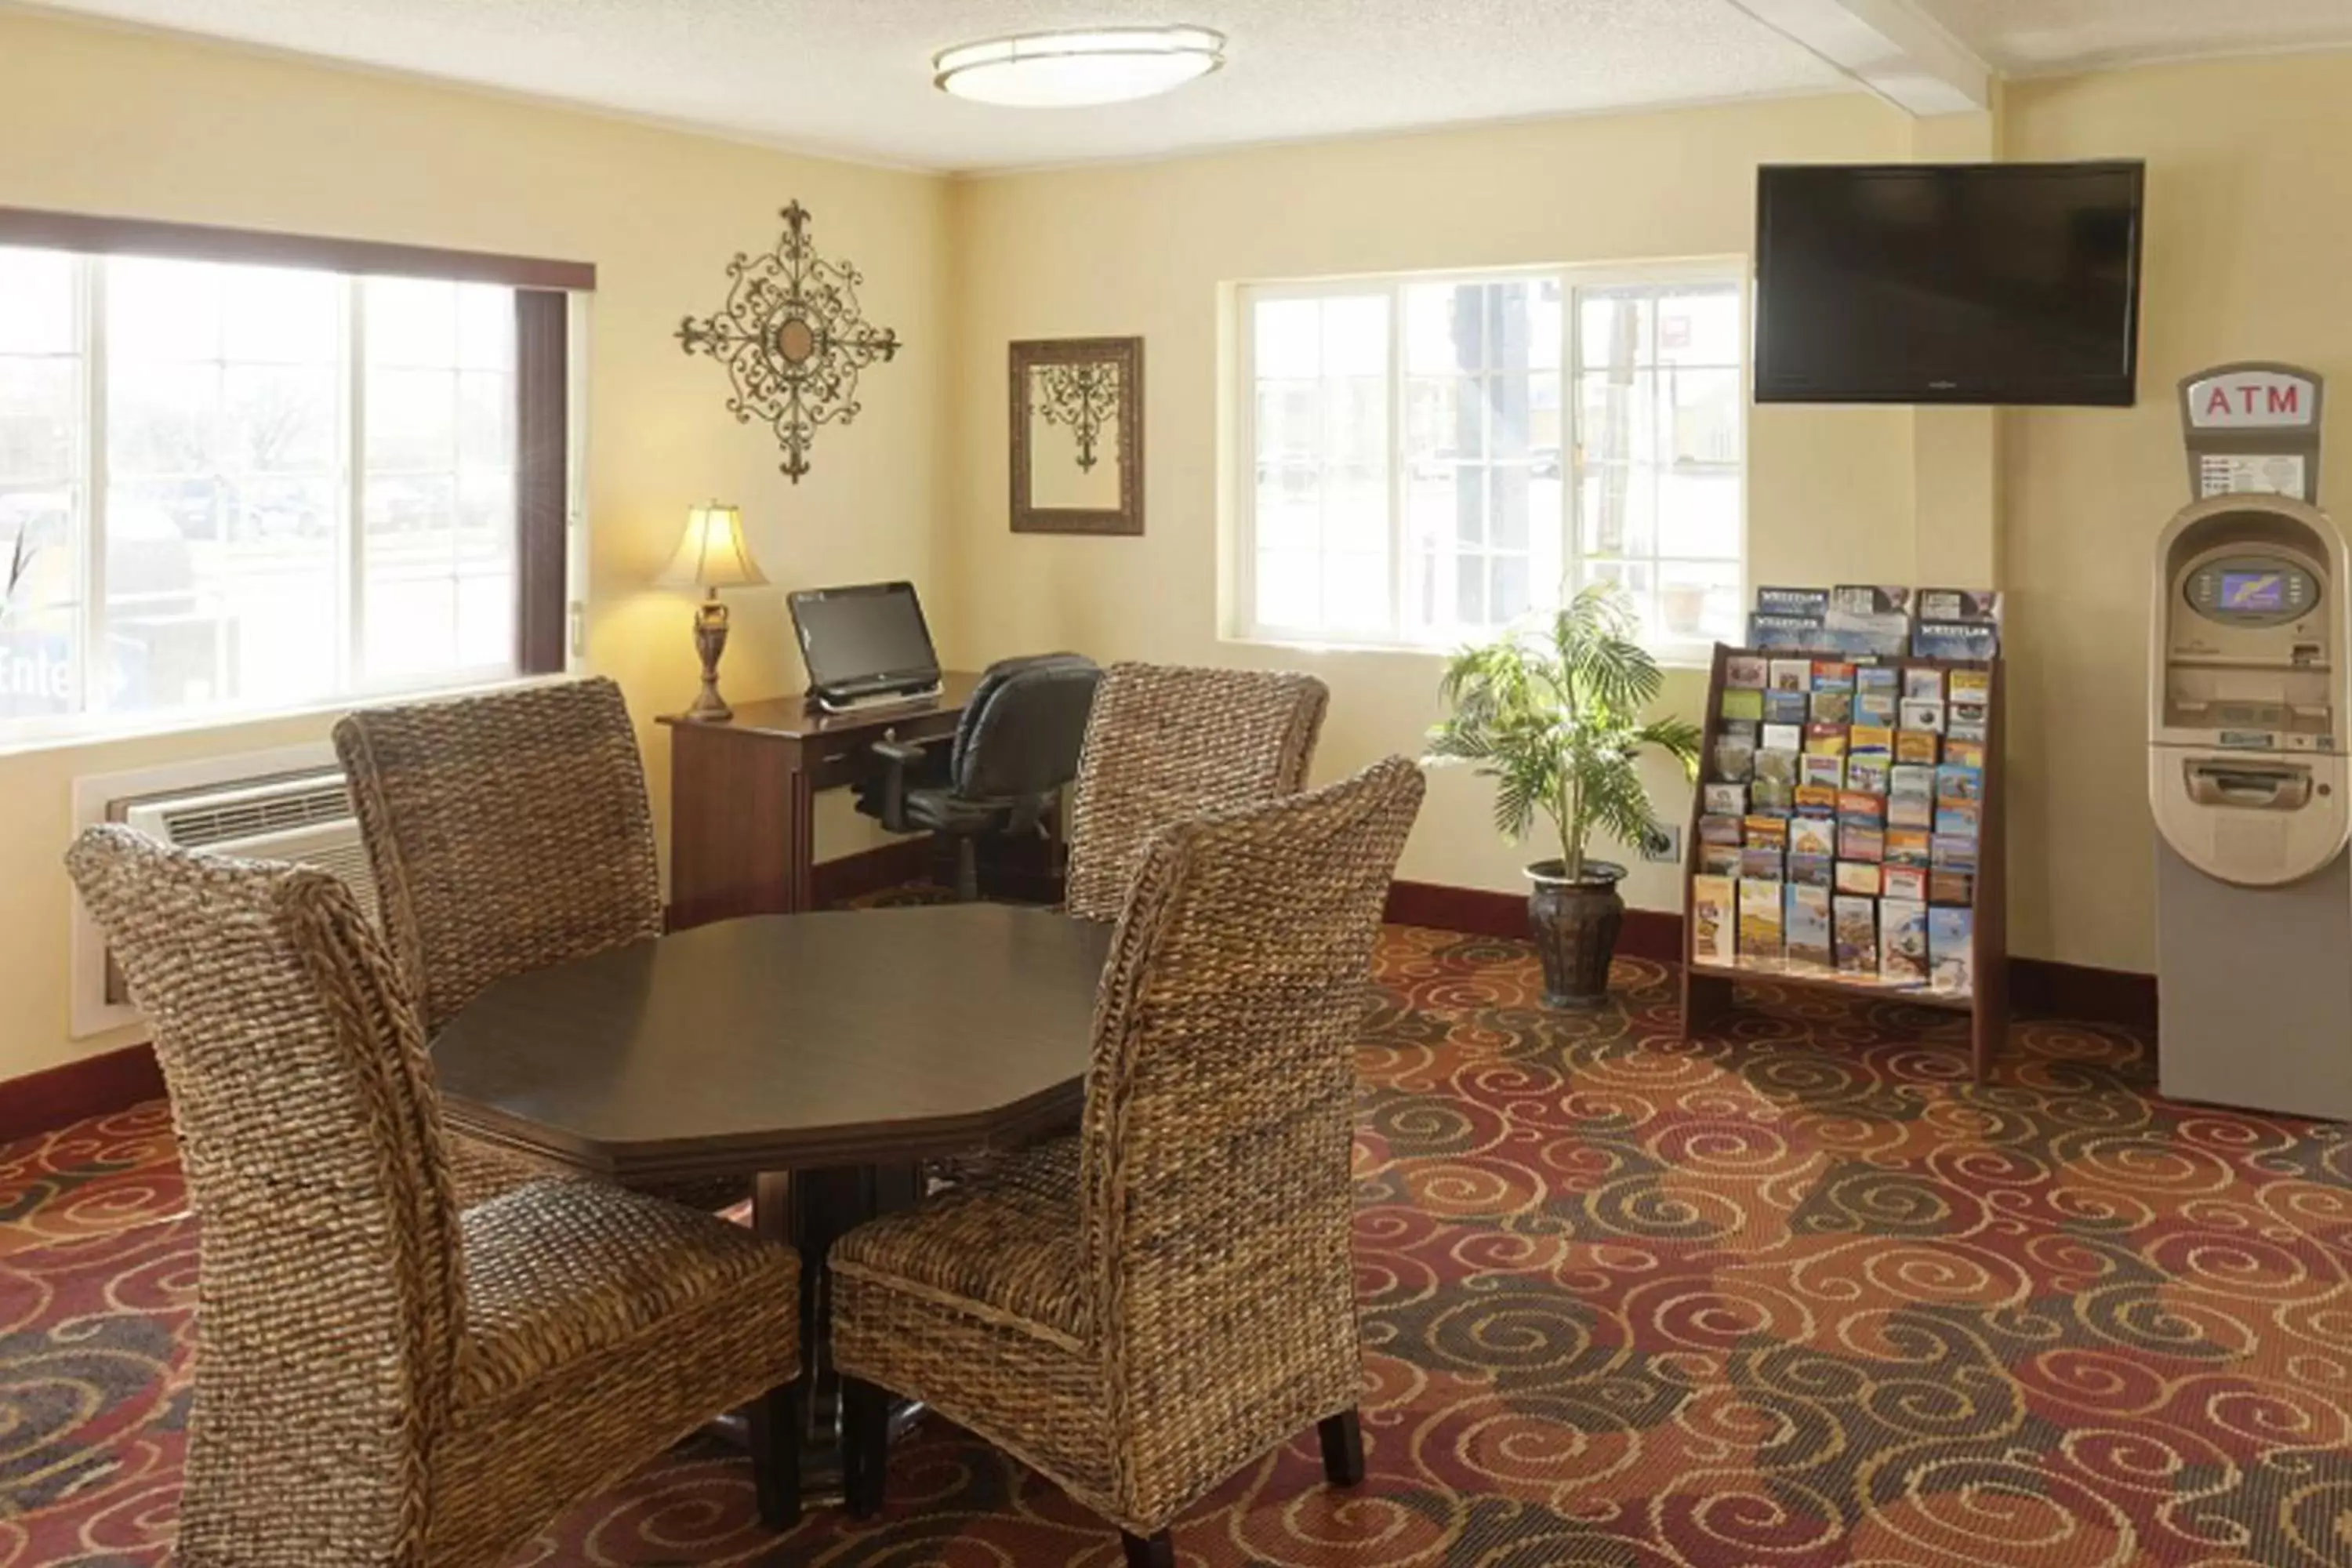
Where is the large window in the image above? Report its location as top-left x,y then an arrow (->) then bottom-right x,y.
1236,263 -> 1746,658
0,238 -> 571,742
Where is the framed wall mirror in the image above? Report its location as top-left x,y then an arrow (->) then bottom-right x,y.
1010,337 -> 1143,535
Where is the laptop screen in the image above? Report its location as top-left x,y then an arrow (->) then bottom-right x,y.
789,582 -> 941,695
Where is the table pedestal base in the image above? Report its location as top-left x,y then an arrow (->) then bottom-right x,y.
749,1163 -> 924,1500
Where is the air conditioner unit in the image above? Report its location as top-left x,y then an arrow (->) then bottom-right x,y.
72,750 -> 382,1034
121,772 -> 379,917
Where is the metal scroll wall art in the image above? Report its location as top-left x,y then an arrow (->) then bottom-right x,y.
1033,360 -> 1122,472
677,201 -> 899,483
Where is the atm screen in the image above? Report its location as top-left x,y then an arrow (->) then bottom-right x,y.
2221,572 -> 2288,613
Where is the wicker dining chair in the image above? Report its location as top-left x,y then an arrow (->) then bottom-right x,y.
829,755 -> 1425,1567
1060,662 -> 1329,922
334,677 -> 669,1204
66,826 -> 804,1568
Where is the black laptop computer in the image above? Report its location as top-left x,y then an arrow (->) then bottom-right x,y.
787,581 -> 944,711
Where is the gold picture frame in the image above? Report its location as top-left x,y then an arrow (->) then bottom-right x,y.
1010,337 -> 1142,535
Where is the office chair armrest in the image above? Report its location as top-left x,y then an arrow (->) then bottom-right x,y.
869,739 -> 932,833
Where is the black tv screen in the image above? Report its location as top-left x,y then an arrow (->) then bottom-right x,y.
1755,161 -> 2145,407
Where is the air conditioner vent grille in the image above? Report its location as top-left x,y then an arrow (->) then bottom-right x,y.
157,782 -> 354,849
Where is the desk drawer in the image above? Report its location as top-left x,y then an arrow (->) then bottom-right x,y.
805,709 -> 961,790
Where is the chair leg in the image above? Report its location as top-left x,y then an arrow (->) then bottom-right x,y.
1318,1408 -> 1364,1486
746,1381 -> 802,1531
1122,1530 -> 1175,1568
953,836 -> 980,902
840,1376 -> 891,1519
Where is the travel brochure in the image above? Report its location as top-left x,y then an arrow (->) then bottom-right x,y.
1747,583 -> 2003,660
1694,637 -> 1985,996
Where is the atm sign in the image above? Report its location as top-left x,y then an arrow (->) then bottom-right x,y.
2187,369 -> 2320,430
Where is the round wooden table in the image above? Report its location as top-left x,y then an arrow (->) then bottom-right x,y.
431,902 -> 1112,1496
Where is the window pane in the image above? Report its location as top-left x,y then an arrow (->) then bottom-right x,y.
1581,464 -> 1656,558
1256,457 -> 1318,552
1588,557 -> 1655,627
1483,281 -> 1546,373
1579,371 -> 1657,467
367,278 -> 460,369
0,358 -> 78,479
1255,548 -> 1318,628
456,285 -> 514,371
110,364 -> 220,477
369,368 -> 457,471
0,251 -> 541,739
1320,296 -> 1385,377
1255,380 -> 1319,459
1488,464 -> 1561,554
1658,468 -> 1741,560
221,267 -> 340,364
1490,553 -> 1532,623
1406,283 -> 1485,374
1659,559 -> 1743,644
1323,552 -> 1387,632
1657,288 -> 1742,368
1580,291 -> 1652,370
0,301 -> 82,719
99,256 -> 344,718
1454,557 -> 1484,626
223,366 -> 336,474
458,371 -> 514,469
1253,299 -> 1320,379
1664,367 -> 1741,467
0,483 -> 80,719
108,258 -> 223,363
1326,462 -> 1387,555
0,250 -> 77,355
1323,376 -> 1385,467
1490,375 -> 1541,459
1409,376 -> 1483,459
1249,271 -> 1742,654
361,276 -> 517,682
1248,287 -> 1388,637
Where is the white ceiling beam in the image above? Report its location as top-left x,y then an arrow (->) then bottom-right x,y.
1726,0 -> 1993,116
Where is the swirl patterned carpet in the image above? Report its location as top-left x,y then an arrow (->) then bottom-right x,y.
5,925 -> 2351,1566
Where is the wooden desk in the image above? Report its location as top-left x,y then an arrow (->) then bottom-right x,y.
658,673 -> 980,928
431,902 -> 1112,1492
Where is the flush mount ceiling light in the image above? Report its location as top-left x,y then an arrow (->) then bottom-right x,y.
933,26 -> 1225,107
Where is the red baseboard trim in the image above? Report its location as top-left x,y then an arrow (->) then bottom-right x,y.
1385,878 -> 2157,1029
2010,957 -> 2158,1031
0,1041 -> 165,1148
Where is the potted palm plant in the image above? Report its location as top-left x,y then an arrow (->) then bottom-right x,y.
1425,583 -> 1702,1008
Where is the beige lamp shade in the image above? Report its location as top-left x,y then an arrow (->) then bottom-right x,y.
656,502 -> 768,591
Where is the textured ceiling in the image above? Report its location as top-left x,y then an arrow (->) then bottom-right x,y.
16,0 -> 1853,172
1912,0 -> 2352,74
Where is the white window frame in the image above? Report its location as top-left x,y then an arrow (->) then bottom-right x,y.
1232,257 -> 1749,666
0,251 -> 541,750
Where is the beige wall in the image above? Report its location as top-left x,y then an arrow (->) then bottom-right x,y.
0,10 -> 951,1080
2002,52 -> 2352,971
940,94 -> 1922,917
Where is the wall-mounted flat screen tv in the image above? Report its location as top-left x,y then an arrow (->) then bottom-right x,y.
1755,161 -> 2145,407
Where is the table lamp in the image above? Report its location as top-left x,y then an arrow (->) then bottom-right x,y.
656,500 -> 768,720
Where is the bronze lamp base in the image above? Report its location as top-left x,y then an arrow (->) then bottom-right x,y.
688,590 -> 733,721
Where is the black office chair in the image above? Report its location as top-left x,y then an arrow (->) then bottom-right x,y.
857,653 -> 1102,902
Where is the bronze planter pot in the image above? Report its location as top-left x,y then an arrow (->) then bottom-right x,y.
1525,858 -> 1626,1009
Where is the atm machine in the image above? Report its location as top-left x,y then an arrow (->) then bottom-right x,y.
2150,363 -> 2352,1120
